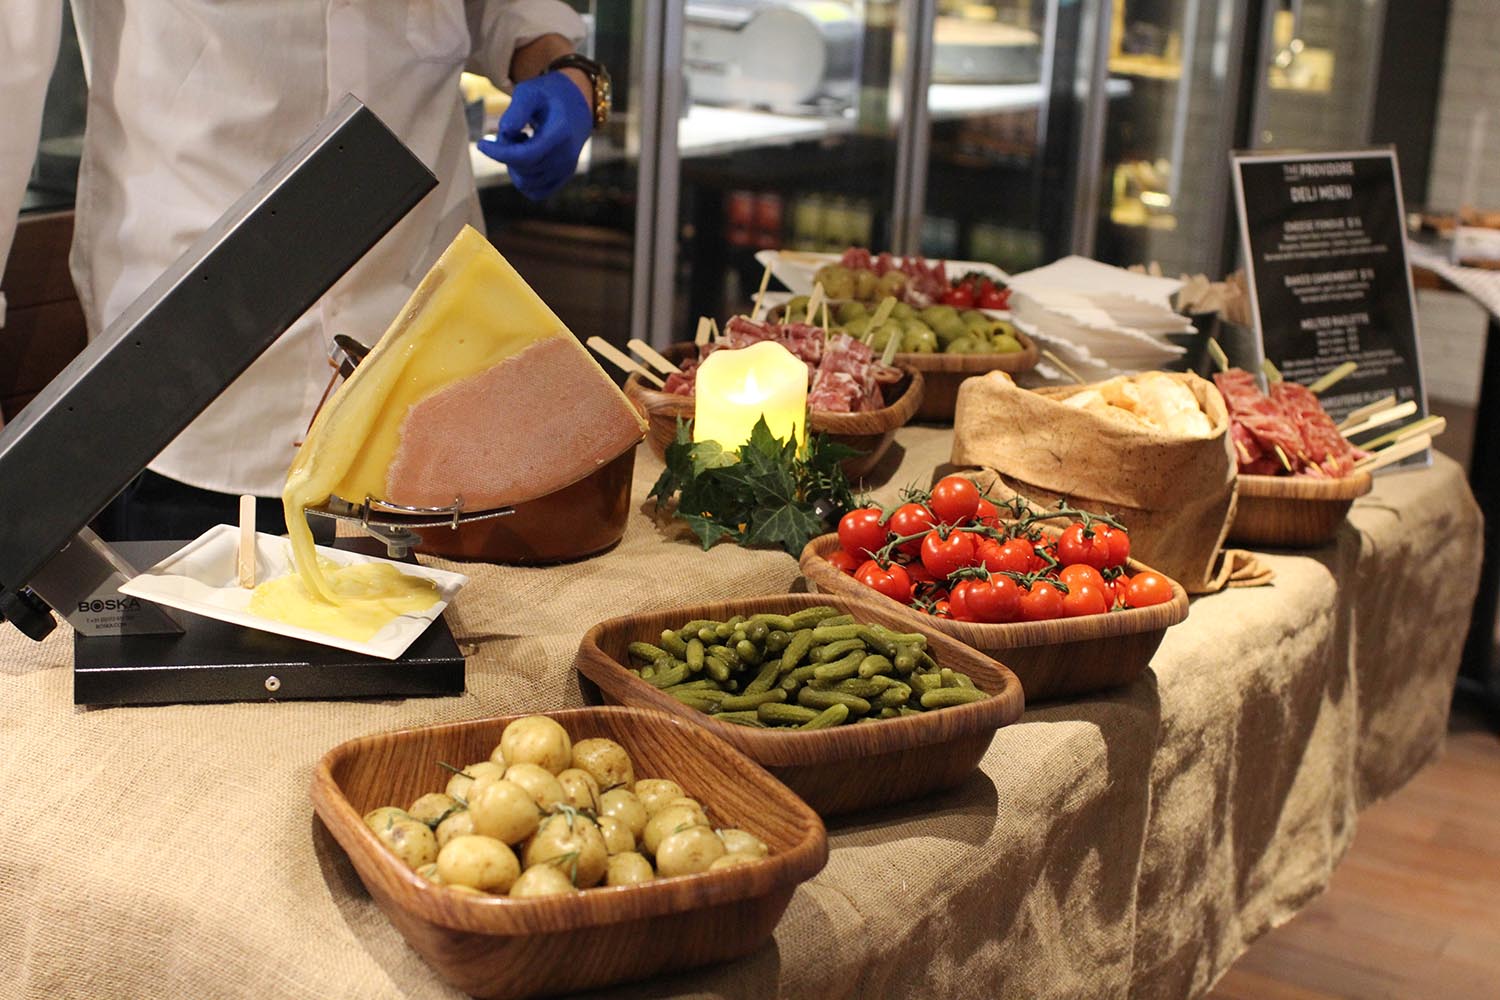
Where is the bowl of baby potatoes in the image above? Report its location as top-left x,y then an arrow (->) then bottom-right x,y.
311,706 -> 828,1000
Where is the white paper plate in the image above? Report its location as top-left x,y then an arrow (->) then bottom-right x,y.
754,248 -> 1011,298
118,525 -> 470,660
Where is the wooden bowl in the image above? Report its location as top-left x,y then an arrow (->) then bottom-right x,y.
1227,471 -> 1373,548
415,446 -> 636,564
799,534 -> 1189,704
574,594 -> 1024,817
895,331 -> 1039,423
310,706 -> 828,1000
623,344 -> 924,482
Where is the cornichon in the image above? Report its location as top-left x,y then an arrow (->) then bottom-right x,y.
919,687 -> 989,708
720,689 -> 788,711
758,703 -> 820,724
800,704 -> 850,729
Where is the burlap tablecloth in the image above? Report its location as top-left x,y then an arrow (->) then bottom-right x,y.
0,431 -> 1480,1000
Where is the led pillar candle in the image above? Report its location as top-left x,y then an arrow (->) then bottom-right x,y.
693,341 -> 808,450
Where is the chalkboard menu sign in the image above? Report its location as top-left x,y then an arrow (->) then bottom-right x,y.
1231,149 -> 1428,430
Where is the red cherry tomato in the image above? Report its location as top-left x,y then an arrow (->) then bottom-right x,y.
1061,581 -> 1110,618
974,497 -> 1001,530
1058,564 -> 1107,594
945,285 -> 974,309
1019,581 -> 1065,621
986,538 -> 1033,574
1057,523 -> 1111,570
977,285 -> 1008,310
965,577 -> 1021,623
1107,571 -> 1132,609
855,560 -> 913,605
905,560 -> 937,586
838,507 -> 887,561
929,475 -> 981,525
920,530 -> 978,580
948,580 -> 982,622
1099,525 -> 1131,567
931,599 -> 953,619
1029,540 -> 1058,573
887,502 -> 937,556
1125,571 -> 1174,608
827,548 -> 860,574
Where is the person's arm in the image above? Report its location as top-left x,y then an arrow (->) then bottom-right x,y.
463,0 -> 585,91
0,0 -> 64,330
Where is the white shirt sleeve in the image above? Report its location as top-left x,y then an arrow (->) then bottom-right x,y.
0,0 -> 63,329
464,0 -> 586,90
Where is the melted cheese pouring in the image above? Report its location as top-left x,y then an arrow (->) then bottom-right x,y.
249,558 -> 439,641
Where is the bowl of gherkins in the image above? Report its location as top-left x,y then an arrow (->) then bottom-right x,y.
574,594 -> 1025,817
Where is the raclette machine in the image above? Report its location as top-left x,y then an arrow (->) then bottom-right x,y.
0,97 -> 484,706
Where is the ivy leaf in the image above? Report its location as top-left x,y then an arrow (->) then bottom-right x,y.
681,513 -> 737,550
743,502 -> 823,553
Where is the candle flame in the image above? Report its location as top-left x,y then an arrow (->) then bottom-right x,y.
726,369 -> 770,406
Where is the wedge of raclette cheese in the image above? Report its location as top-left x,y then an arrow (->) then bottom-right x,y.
283,225 -> 645,600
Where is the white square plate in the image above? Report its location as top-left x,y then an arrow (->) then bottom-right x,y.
118,525 -> 470,660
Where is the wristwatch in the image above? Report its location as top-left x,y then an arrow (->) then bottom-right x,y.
547,53 -> 611,129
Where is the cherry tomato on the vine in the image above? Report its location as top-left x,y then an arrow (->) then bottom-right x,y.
974,497 -> 1001,530
837,507 -> 887,561
920,529 -> 978,580
1019,581 -> 1065,621
931,599 -> 953,619
929,475 -> 981,525
1057,523 -> 1111,570
966,577 -> 1021,624
1061,581 -> 1110,618
978,285 -> 1009,310
1124,571 -> 1174,609
827,548 -> 861,574
944,285 -> 974,309
1099,525 -> 1131,567
1058,563 -> 1107,594
1106,571 -> 1132,610
948,579 -> 982,622
855,560 -> 913,605
887,502 -> 937,556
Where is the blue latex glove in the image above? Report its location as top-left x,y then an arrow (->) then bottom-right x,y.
478,71 -> 592,201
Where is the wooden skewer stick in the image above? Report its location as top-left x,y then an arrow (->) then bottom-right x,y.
1261,358 -> 1283,383
1359,415 -> 1446,452
587,336 -> 664,388
1339,400 -> 1418,439
750,261 -> 774,321
628,338 -> 681,375
710,317 -> 722,343
821,299 -> 830,334
868,296 -> 898,330
237,495 -> 257,589
1040,348 -> 1086,385
1206,338 -> 1230,373
805,283 -> 826,326
1234,439 -> 1252,465
880,327 -> 902,366
1308,361 -> 1357,394
694,316 -> 712,346
1354,432 -> 1432,473
1273,443 -> 1294,473
1336,394 -> 1397,430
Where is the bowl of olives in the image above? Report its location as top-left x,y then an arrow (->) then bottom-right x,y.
311,706 -> 827,1000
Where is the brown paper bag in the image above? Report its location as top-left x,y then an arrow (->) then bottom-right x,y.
951,371 -> 1247,594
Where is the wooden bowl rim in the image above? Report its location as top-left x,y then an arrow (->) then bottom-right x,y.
1237,470 -> 1373,501
622,353 -> 925,435
798,533 -> 1189,647
575,594 -> 1024,768
310,705 -> 829,934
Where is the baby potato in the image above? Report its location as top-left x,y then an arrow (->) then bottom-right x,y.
571,738 -> 635,791
597,815 -> 635,855
598,789 -> 648,840
709,852 -> 760,872
556,768 -> 602,812
716,828 -> 769,859
663,797 -> 709,825
503,763 -> 566,812
605,852 -> 655,887
407,792 -> 461,828
378,818 -> 439,869
437,835 -> 520,893
523,812 -> 608,888
642,804 -> 709,857
655,827 -> 726,877
498,715 -> 573,775
363,806 -> 411,834
446,760 -> 505,802
435,809 -> 475,848
510,864 -> 577,899
468,779 -> 541,846
633,779 -> 684,817
415,862 -> 442,883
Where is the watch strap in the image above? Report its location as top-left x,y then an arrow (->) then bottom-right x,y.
547,53 -> 611,129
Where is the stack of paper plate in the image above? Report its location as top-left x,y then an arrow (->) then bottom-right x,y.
1006,256 -> 1192,380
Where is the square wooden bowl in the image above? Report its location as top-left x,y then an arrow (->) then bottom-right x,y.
1227,471 -> 1373,548
896,330 -> 1040,423
799,534 -> 1189,704
311,706 -> 828,1000
575,594 -> 1024,817
623,343 -> 924,481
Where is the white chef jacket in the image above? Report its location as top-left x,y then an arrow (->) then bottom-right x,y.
0,0 -> 584,495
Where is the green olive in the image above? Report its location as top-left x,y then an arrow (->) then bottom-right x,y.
835,300 -> 868,324
992,333 -> 1023,354
785,294 -> 811,319
902,327 -> 938,353
852,269 -> 879,300
945,335 -> 987,355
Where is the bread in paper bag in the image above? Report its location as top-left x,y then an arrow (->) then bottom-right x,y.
951,371 -> 1240,593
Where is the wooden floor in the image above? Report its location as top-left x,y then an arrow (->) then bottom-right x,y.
1206,700 -> 1500,1000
